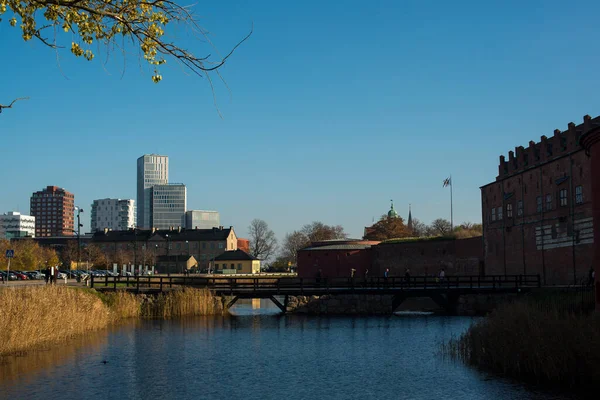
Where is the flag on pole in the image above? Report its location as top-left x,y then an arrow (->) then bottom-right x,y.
443,177 -> 451,187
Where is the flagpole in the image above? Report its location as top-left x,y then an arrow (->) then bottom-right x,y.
450,174 -> 453,232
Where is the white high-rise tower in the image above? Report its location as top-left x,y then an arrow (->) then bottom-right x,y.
137,154 -> 169,228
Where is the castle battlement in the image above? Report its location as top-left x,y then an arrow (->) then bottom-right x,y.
497,114 -> 600,180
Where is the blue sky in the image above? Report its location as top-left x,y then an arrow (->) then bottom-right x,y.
1,0 -> 600,242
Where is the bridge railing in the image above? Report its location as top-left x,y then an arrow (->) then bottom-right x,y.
90,274 -> 541,292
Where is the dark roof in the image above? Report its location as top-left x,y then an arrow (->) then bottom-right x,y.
213,250 -> 257,261
300,244 -> 372,251
156,255 -> 196,262
92,227 -> 234,243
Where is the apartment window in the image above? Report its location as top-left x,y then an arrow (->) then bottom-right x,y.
497,207 -> 503,220
506,203 -> 513,218
218,243 -> 224,249
546,194 -> 552,211
491,208 -> 496,221
210,243 -> 214,249
176,243 -> 181,250
237,263 -> 242,270
215,264 -> 219,269
559,189 -> 568,207
575,186 -> 583,204
517,200 -> 523,217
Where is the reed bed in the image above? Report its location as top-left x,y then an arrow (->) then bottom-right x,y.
0,286 -> 111,356
0,286 -> 222,356
442,301 -> 600,389
141,288 -> 222,318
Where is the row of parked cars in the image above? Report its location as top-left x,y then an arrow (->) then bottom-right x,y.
0,268 -> 137,282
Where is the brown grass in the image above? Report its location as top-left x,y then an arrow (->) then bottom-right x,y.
141,288 -> 222,318
0,286 -> 222,356
442,301 -> 600,389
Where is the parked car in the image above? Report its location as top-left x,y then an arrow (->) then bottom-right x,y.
12,271 -> 28,280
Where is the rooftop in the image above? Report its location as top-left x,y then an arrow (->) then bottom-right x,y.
213,249 -> 258,261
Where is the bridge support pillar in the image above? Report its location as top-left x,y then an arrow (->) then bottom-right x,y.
392,293 -> 406,312
269,296 -> 286,313
430,293 -> 461,315
225,296 -> 239,309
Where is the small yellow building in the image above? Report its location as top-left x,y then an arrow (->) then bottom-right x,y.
213,250 -> 260,274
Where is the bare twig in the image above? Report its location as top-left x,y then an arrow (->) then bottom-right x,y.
0,97 -> 30,114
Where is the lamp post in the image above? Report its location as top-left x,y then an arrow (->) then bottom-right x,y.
75,206 -> 84,270
154,244 -> 158,274
185,240 -> 189,274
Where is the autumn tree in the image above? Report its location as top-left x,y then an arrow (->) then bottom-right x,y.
301,221 -> 347,243
364,215 -> 411,241
1,0 -> 251,111
248,219 -> 278,262
0,239 -> 59,270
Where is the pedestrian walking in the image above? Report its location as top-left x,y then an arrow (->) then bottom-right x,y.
439,268 -> 445,283
44,267 -> 50,284
405,268 -> 411,286
587,267 -> 595,286
384,268 -> 389,286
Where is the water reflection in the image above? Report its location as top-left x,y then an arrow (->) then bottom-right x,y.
0,302 -> 580,400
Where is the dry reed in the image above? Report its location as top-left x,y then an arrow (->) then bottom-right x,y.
0,286 -> 111,356
0,286 -> 222,356
141,288 -> 222,318
443,301 -> 600,389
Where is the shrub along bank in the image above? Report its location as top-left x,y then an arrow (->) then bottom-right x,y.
0,286 -> 222,356
443,300 -> 600,390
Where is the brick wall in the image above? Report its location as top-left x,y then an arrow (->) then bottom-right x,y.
481,115 -> 596,285
372,237 -> 483,277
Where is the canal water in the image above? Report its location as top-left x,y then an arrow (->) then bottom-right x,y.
0,299 -> 575,400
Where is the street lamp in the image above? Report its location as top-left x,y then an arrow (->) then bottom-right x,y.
75,206 -> 84,270
185,240 -> 189,274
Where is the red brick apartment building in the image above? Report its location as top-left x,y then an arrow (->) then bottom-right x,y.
481,115 -> 597,285
30,186 -> 75,237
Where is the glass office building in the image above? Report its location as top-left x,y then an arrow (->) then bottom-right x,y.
150,184 -> 187,229
137,154 -> 169,228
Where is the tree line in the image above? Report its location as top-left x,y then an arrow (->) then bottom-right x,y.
247,216 -> 482,272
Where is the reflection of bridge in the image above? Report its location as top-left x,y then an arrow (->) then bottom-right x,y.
91,274 -> 541,313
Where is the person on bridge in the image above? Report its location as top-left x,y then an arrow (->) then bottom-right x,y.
405,268 -> 411,286
588,267 -> 595,287
439,268 -> 446,282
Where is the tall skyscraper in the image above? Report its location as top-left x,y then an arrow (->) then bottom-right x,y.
90,199 -> 136,231
137,154 -> 168,228
30,186 -> 75,237
151,184 -> 187,229
185,210 -> 220,230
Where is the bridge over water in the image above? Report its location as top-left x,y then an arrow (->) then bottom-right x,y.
91,274 -> 542,314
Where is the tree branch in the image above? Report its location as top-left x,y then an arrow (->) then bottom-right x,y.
0,97 -> 30,114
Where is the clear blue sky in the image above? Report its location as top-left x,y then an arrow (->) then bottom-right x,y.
1,0 -> 600,242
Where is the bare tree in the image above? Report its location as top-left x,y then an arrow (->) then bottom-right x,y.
248,219 -> 278,262
409,218 -> 428,237
430,218 -> 452,236
281,231 -> 309,265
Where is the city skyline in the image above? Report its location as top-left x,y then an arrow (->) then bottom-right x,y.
3,0 -> 600,242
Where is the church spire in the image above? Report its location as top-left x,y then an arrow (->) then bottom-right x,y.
408,204 -> 413,231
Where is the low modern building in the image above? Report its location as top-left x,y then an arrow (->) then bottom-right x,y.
151,184 -> 186,229
90,199 -> 136,232
30,186 -> 75,237
0,212 -> 35,239
481,114 -> 597,285
213,250 -> 260,274
185,210 -> 220,230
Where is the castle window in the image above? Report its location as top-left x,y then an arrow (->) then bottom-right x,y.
536,196 -> 542,213
517,200 -> 523,217
497,207 -> 503,220
506,204 -> 513,218
575,186 -> 583,204
546,194 -> 552,211
559,189 -> 568,207
491,208 -> 496,221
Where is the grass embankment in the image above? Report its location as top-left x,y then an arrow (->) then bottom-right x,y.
0,286 -> 221,356
442,300 -> 600,390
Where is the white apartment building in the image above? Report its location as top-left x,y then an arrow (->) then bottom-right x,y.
137,154 -> 169,228
0,211 -> 36,239
151,184 -> 187,229
185,210 -> 220,230
90,199 -> 136,231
